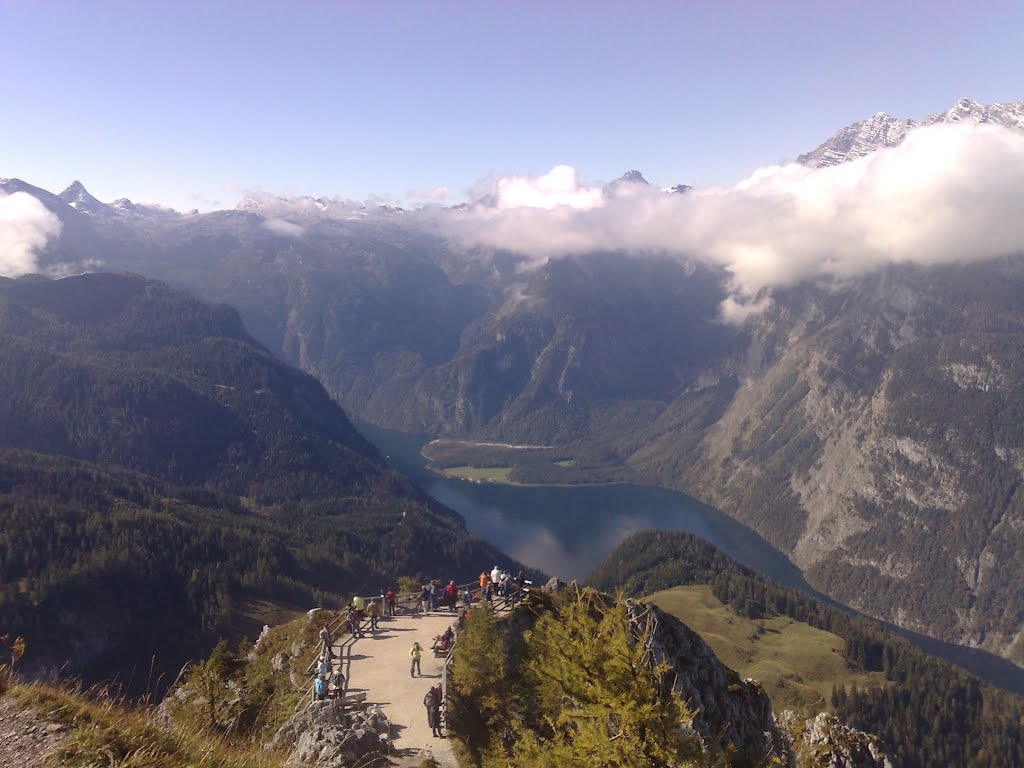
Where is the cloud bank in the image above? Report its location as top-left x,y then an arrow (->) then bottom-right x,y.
424,122 -> 1024,318
0,192 -> 63,277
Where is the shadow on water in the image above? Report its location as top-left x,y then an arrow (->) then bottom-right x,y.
360,423 -> 1024,697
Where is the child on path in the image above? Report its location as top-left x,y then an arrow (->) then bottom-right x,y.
410,641 -> 422,677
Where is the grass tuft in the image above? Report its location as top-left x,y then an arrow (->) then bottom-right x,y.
11,682 -> 286,768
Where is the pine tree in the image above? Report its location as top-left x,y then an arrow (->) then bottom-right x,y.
502,587 -> 704,768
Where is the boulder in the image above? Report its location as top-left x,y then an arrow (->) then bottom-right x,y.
274,699 -> 392,767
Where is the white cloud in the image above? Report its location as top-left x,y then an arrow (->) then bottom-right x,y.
0,192 -> 62,277
491,164 -> 604,210
421,122 -> 1024,319
262,217 -> 305,237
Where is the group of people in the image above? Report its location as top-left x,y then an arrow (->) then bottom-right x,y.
312,568 -> 528,727
418,579 -> 467,613
313,623 -> 346,701
478,565 -> 524,605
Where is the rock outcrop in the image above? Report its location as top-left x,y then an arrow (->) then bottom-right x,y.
273,700 -> 392,767
778,711 -> 893,768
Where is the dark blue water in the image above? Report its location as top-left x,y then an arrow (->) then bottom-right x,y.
359,424 -> 807,588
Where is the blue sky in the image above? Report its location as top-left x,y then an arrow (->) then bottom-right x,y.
3,0 -> 1023,211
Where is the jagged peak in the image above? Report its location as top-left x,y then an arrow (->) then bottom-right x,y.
616,169 -> 649,185
58,180 -> 109,214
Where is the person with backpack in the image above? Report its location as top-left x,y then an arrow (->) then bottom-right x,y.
410,641 -> 422,677
313,674 -> 327,701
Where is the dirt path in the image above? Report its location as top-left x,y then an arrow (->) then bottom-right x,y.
0,695 -> 68,768
333,608 -> 462,767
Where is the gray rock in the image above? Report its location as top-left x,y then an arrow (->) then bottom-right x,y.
274,698 -> 392,766
272,651 -> 290,673
778,711 -> 893,768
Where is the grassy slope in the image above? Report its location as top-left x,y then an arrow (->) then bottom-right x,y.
649,585 -> 886,715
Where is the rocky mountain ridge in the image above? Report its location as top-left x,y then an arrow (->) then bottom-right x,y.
798,96 -> 1024,167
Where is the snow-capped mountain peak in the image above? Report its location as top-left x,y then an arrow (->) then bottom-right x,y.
800,97 -> 1024,168
58,180 -> 112,216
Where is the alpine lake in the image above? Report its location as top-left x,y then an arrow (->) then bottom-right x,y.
359,424 -> 807,588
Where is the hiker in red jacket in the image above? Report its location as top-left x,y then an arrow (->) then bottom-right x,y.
444,580 -> 458,612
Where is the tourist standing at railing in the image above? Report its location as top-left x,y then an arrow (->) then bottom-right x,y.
429,581 -> 439,611
368,597 -> 381,631
313,674 -> 327,701
317,656 -> 330,679
352,594 -> 366,621
385,587 -> 397,616
462,587 -> 472,609
479,570 -> 491,602
347,604 -> 363,638
420,585 -> 431,614
444,580 -> 458,612
319,623 -> 331,658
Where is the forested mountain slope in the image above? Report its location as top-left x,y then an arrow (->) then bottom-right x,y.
0,273 -> 522,687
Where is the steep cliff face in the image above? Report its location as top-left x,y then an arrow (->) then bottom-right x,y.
629,599 -> 784,767
639,261 -> 1024,659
